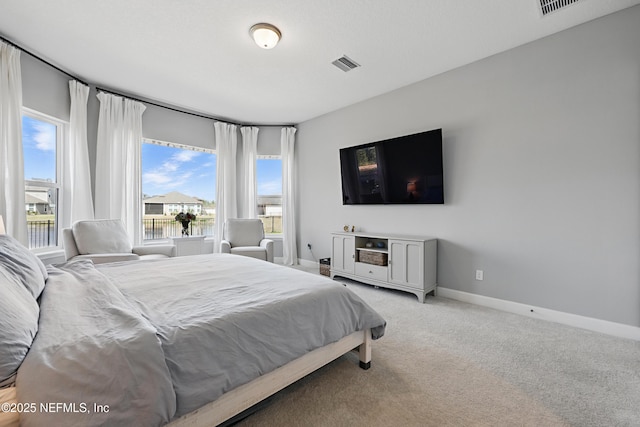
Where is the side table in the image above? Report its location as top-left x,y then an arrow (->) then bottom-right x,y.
170,235 -> 205,257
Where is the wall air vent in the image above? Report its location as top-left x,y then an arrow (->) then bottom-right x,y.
332,55 -> 360,72
539,0 -> 581,16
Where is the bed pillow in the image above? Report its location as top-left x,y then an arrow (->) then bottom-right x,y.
72,219 -> 132,255
0,267 -> 40,387
0,235 -> 47,299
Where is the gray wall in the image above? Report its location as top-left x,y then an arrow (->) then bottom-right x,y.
143,104 -> 216,150
21,54 -> 70,120
295,6 -> 640,327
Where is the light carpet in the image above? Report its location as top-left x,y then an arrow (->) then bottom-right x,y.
235,276 -> 640,426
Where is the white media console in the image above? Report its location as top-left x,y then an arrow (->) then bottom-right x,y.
330,232 -> 437,303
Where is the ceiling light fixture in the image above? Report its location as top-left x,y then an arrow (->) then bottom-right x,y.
249,23 -> 281,49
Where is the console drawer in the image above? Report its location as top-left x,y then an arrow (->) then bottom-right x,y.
355,262 -> 388,282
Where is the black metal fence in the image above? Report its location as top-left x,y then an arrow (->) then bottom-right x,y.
143,216 -> 282,240
27,220 -> 57,249
143,218 -> 216,240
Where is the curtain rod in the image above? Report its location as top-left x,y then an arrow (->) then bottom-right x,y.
1,33 -> 296,129
95,86 -> 296,128
96,86 -> 239,126
0,34 -> 89,87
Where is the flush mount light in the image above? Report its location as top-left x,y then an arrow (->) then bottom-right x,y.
249,23 -> 281,49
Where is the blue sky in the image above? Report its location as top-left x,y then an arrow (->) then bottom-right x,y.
142,143 -> 282,202
257,158 -> 283,196
142,143 -> 217,201
23,115 -> 56,182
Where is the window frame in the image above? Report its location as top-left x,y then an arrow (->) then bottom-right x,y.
256,154 -> 282,236
22,107 -> 66,252
141,138 -> 217,240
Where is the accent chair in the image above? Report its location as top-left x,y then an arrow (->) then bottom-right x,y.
62,219 -> 176,264
220,218 -> 274,262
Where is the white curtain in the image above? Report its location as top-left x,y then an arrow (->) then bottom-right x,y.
213,121 -> 238,252
94,92 -> 146,245
62,80 -> 94,226
281,127 -> 297,265
0,42 -> 27,245
240,126 -> 259,219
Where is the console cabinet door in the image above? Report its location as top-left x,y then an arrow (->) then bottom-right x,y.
331,235 -> 355,274
389,239 -> 424,289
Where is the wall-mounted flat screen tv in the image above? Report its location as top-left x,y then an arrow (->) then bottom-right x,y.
339,128 -> 444,205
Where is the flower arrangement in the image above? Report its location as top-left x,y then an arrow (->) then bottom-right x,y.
175,212 -> 197,236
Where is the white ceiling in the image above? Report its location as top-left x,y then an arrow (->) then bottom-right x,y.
1,0 -> 638,125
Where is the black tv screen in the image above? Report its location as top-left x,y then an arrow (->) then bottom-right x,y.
339,128 -> 444,205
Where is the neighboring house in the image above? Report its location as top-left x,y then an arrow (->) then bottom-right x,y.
257,195 -> 282,217
144,191 -> 203,215
25,191 -> 50,214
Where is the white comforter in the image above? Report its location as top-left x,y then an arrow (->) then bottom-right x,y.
17,254 -> 386,426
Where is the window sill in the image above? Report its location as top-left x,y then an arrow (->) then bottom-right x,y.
35,249 -> 66,265
144,236 -> 215,244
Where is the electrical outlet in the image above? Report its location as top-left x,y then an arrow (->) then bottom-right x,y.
475,270 -> 484,281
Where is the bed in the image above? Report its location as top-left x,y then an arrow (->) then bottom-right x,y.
0,235 -> 386,426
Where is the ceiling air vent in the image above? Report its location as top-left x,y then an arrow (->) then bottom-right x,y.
332,55 -> 360,72
539,0 -> 581,16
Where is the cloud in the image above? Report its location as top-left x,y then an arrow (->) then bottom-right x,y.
144,148 -> 201,185
33,122 -> 55,151
142,150 -> 200,185
160,161 -> 178,173
143,170 -> 193,188
143,171 -> 173,186
258,179 -> 282,195
156,149 -> 201,173
173,150 -> 200,162
179,171 -> 194,180
143,145 -> 216,199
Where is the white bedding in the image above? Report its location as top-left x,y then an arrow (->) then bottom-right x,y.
15,254 -> 386,426
98,254 -> 386,417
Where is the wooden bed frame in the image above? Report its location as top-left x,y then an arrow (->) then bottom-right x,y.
167,328 -> 372,426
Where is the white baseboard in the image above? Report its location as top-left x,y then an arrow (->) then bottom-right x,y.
276,258 -> 316,267
437,287 -> 640,342
284,262 -> 640,341
297,258 -> 318,268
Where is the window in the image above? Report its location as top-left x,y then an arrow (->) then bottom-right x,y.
22,110 -> 64,250
142,140 -> 216,239
256,156 -> 282,235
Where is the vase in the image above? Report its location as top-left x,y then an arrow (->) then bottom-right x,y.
181,221 -> 190,236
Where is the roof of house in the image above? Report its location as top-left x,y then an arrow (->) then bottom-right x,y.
258,195 -> 282,205
25,192 -> 49,204
144,191 -> 202,204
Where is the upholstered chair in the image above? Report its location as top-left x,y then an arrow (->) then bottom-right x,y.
62,219 -> 176,264
220,219 -> 274,262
